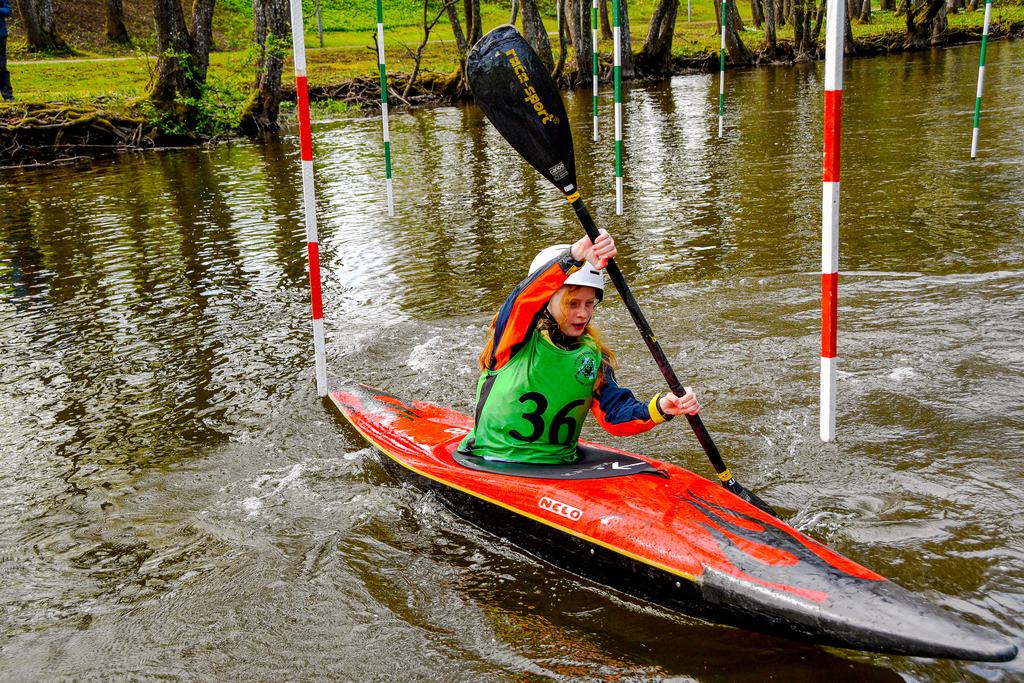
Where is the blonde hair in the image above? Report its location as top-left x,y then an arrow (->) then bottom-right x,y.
478,285 -> 617,386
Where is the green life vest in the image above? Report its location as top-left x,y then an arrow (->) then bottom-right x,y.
459,329 -> 602,464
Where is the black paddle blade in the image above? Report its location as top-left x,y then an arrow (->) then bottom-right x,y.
467,25 -> 579,196
726,480 -> 780,519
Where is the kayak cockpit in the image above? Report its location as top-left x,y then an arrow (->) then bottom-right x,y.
450,442 -> 668,480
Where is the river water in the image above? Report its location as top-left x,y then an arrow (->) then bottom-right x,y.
1,40 -> 1022,681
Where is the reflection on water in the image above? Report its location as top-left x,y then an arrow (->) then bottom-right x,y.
1,41 -> 1022,681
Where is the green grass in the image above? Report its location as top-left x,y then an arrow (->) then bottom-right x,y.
2,0 -> 1019,109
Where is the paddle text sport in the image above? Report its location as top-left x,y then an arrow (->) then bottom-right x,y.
505,49 -> 560,125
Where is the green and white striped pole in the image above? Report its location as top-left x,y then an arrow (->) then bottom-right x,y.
613,0 -> 623,214
970,0 -> 993,159
592,0 -> 599,141
718,0 -> 726,137
376,0 -> 395,215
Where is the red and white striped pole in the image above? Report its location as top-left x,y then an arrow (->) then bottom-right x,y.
289,0 -> 328,397
820,0 -> 844,441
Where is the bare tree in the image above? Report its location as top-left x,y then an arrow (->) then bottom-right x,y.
15,0 -> 68,53
403,0 -> 453,100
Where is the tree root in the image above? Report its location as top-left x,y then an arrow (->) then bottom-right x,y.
0,104 -> 160,166
282,70 -> 471,112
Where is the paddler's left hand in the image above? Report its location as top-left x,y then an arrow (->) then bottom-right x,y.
659,388 -> 700,416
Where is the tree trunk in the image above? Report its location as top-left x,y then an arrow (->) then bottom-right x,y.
716,0 -> 751,63
781,0 -> 790,25
636,0 -> 678,75
554,0 -> 568,78
105,0 -> 131,44
191,0 -> 216,83
444,0 -> 471,94
792,0 -> 812,57
520,0 -> 554,72
446,1 -> 469,55
463,0 -> 482,46
904,0 -> 944,46
880,0 -> 892,9
565,0 -> 593,85
762,0 -> 777,58
149,0 -> 215,124
240,0 -> 288,134
750,0 -> 764,29
599,0 -> 613,40
16,0 -> 69,53
844,0 -> 856,53
618,0 -> 635,78
812,0 -> 826,41
930,1 -> 947,43
509,0 -> 518,24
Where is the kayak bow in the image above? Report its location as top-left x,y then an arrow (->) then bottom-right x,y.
328,380 -> 1018,662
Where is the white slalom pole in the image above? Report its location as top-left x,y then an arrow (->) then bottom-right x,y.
718,0 -> 726,138
971,0 -> 993,159
288,0 -> 328,397
593,0 -> 599,142
613,0 -> 623,215
821,0 -> 845,441
377,0 -> 395,215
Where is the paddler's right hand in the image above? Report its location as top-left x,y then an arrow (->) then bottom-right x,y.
659,388 -> 701,416
571,229 -> 616,269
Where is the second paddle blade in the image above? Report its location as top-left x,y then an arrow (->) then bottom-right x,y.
467,25 -> 579,197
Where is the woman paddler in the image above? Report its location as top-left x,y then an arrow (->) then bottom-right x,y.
458,230 -> 700,464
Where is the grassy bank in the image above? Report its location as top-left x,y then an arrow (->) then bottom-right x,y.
0,0 -> 1018,166
2,0 -> 1018,104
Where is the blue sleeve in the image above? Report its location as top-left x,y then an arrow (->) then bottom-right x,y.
0,1 -> 10,18
591,363 -> 669,436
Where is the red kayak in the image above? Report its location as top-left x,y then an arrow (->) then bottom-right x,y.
329,381 -> 1017,662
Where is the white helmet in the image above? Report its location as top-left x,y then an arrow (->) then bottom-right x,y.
528,244 -> 605,301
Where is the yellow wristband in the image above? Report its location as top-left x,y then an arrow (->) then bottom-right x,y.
648,394 -> 668,425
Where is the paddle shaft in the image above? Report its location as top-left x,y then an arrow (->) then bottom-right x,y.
570,197 -> 738,490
